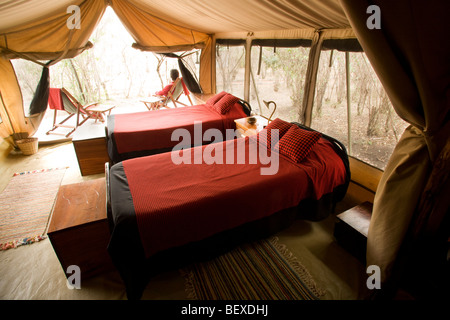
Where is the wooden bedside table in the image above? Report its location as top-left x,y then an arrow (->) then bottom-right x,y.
234,115 -> 269,137
72,124 -> 109,176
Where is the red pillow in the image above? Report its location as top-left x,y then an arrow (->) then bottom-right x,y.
213,93 -> 239,114
258,118 -> 292,148
274,125 -> 321,163
206,91 -> 227,106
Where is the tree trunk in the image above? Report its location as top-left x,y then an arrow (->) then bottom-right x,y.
68,59 -> 86,103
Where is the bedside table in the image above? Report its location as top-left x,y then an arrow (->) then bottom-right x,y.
234,116 -> 269,137
72,124 -> 109,176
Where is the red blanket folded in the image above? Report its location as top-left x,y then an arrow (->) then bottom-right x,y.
122,137 -> 346,258
112,104 -> 246,154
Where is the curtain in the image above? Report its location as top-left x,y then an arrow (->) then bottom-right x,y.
110,0 -> 213,93
159,53 -> 203,94
0,56 -> 25,144
110,0 -> 209,52
339,0 -> 450,290
29,66 -> 50,116
0,0 -> 106,145
0,0 -> 105,61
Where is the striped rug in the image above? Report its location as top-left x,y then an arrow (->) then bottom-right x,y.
0,167 -> 67,250
181,237 -> 325,300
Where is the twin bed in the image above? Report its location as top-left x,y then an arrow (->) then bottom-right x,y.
106,91 -> 251,163
104,97 -> 350,299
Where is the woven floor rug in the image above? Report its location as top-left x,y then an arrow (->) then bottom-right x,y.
0,167 -> 67,250
180,237 -> 325,300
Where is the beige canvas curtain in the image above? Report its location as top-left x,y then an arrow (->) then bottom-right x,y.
0,0 -> 355,145
0,0 -> 106,144
0,56 -> 29,144
0,0 -> 105,61
339,0 -> 450,285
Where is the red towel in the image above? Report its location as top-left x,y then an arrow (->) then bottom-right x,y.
48,88 -> 64,110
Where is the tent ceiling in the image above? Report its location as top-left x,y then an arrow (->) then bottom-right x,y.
129,0 -> 350,33
0,0 -> 75,31
0,0 -> 351,35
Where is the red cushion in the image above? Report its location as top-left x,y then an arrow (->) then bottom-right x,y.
213,93 -> 239,114
258,118 -> 292,148
206,91 -> 227,106
274,125 -> 322,163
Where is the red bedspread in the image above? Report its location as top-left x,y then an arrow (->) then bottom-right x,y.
121,137 -> 346,258
112,103 -> 247,154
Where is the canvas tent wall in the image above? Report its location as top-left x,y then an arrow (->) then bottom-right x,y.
0,0 -> 355,145
0,0 -> 448,299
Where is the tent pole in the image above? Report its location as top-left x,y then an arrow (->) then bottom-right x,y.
250,68 -> 262,114
244,34 -> 253,102
301,30 -> 323,126
346,51 -> 352,155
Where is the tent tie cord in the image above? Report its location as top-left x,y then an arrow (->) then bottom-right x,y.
0,27 -> 92,68
0,46 -> 48,67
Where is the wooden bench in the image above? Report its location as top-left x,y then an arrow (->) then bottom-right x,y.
334,202 -> 373,263
47,178 -> 114,280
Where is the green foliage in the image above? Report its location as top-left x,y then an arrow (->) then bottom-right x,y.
262,47 -> 309,108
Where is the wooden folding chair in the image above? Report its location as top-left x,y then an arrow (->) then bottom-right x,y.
46,88 -> 111,137
142,78 -> 193,110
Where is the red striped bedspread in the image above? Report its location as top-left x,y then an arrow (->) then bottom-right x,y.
120,137 -> 346,258
111,103 -> 247,154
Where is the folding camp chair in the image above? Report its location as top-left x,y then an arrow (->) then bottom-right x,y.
141,77 -> 193,110
46,88 -> 114,137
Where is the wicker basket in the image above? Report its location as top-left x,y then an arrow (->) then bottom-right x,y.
16,137 -> 39,155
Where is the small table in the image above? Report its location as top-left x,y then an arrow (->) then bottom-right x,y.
88,104 -> 115,123
234,115 -> 269,137
141,96 -> 165,110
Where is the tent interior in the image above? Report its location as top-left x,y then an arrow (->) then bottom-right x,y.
0,0 -> 448,302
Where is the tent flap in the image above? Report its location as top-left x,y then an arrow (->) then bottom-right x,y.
340,0 -> 450,289
111,0 -> 210,52
0,0 -> 106,60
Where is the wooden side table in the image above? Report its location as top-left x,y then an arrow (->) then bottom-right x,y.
47,178 -> 114,280
234,115 -> 269,137
141,97 -> 164,110
88,104 -> 115,123
72,124 -> 109,176
334,202 -> 373,263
